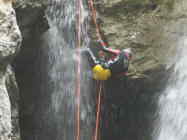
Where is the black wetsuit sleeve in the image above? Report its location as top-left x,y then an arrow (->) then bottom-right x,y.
102,55 -> 120,69
81,48 -> 100,67
103,52 -> 129,74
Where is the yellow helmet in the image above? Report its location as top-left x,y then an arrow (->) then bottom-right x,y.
92,65 -> 111,80
104,69 -> 111,79
93,64 -> 103,73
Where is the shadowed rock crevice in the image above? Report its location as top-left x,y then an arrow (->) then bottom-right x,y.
100,66 -> 169,140
12,1 -> 48,140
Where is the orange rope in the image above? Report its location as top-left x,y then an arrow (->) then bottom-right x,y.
87,0 -> 106,140
93,81 -> 103,140
75,0 -> 82,139
88,0 -> 102,41
76,0 -> 105,140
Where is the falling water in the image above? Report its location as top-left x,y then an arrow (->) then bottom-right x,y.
38,0 -> 93,139
154,37 -> 187,140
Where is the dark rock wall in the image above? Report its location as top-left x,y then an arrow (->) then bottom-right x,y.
13,2 -> 48,140
101,67 -> 169,140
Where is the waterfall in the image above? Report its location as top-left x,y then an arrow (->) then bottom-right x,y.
154,37 -> 187,140
34,0 -> 94,139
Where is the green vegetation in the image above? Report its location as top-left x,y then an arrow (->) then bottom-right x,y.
155,0 -> 175,9
124,0 -> 151,6
123,0 -> 175,10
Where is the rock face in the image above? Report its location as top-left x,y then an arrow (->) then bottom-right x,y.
89,0 -> 187,140
94,0 -> 182,77
5,65 -> 20,140
0,0 -> 22,140
7,0 -> 187,140
12,1 -> 48,140
0,1 -> 22,66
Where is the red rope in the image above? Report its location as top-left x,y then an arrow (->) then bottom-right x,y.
87,0 -> 106,140
93,81 -> 103,140
88,0 -> 102,41
76,0 -> 105,140
75,0 -> 82,139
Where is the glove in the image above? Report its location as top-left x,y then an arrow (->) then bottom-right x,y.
97,39 -> 103,43
97,39 -> 107,48
101,62 -> 109,69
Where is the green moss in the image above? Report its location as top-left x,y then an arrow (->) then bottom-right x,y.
124,0 -> 175,10
155,0 -> 175,10
124,0 -> 152,8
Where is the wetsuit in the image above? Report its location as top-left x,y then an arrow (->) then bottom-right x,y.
100,42 -> 129,75
83,42 -> 129,76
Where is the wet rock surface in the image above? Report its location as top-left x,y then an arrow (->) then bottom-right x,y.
12,1 -> 48,140
92,0 -> 187,139
0,0 -> 22,140
93,0 -> 184,76
11,0 -> 187,140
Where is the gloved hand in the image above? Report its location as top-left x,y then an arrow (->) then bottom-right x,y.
101,62 -> 109,69
97,39 -> 103,43
97,39 -> 107,48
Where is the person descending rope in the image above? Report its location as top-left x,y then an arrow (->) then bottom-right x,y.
83,40 -> 132,80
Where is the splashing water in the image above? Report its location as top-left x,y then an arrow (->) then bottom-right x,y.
39,0 -> 94,139
154,37 -> 187,140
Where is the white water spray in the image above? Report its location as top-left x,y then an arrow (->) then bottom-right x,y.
154,37 -> 187,140
39,0 -> 94,139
